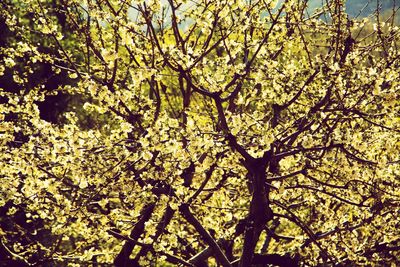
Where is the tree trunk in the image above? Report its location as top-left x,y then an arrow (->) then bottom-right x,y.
240,158 -> 273,267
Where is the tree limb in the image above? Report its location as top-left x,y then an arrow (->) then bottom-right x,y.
179,203 -> 232,267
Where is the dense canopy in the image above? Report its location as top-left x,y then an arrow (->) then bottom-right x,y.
1,0 -> 400,266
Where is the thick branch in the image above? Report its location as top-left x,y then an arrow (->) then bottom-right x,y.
272,201 -> 334,263
134,206 -> 175,262
252,253 -> 299,267
179,204 -> 232,267
114,203 -> 155,267
189,238 -> 226,266
188,163 -> 217,204
213,96 -> 252,161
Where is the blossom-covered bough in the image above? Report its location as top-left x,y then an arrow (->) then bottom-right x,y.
1,0 -> 400,266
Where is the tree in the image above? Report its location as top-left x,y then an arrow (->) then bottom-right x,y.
0,0 -> 83,125
1,0 -> 400,266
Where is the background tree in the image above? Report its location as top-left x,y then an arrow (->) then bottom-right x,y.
1,0 -> 400,266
